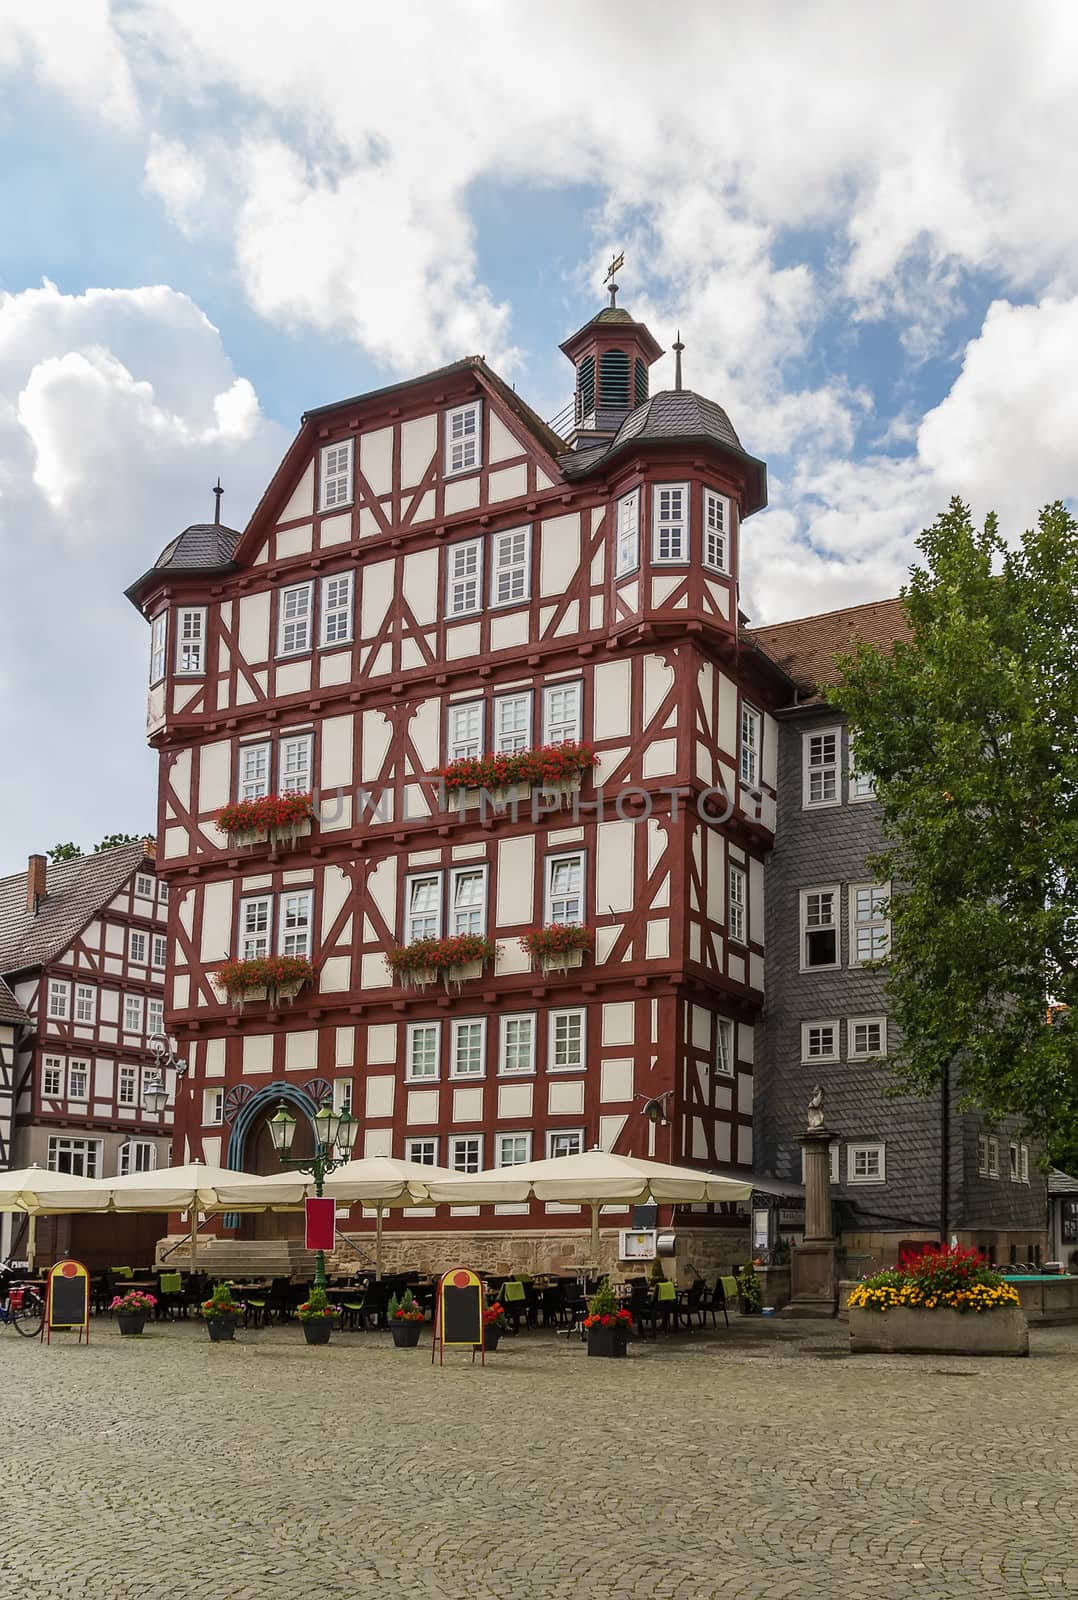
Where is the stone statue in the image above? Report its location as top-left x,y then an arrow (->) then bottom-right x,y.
807,1085 -> 825,1129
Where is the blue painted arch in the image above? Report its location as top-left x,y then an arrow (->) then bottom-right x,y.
222,1080 -> 319,1230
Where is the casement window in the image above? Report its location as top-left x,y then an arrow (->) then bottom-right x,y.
546,852 -> 585,926
495,692 -> 531,754
800,886 -> 839,970
801,1141 -> 840,1185
239,742 -> 271,803
549,1008 -> 585,1072
977,1135 -> 990,1178
448,1134 -> 483,1174
449,1018 -> 485,1079
615,489 -> 640,577
158,881 -> 169,904
320,571 -> 354,647
135,874 -> 154,899
118,1065 -> 138,1106
332,1078 -> 354,1117
703,489 -> 730,573
319,438 -> 353,511
48,1135 -> 100,1177
850,883 -> 891,965
118,1140 -> 157,1176
848,1017 -> 887,1059
987,1135 -> 1000,1178
847,1142 -> 886,1185
499,1013 -> 536,1075
445,401 -> 481,475
446,538 -> 483,617
277,582 -> 314,656
652,483 -> 689,562
239,895 -> 273,960
123,995 -> 144,1034
1020,1145 -> 1030,1184
548,1128 -> 584,1159
406,1137 -> 439,1166
715,1018 -> 735,1077
280,732 -> 314,794
175,607 -> 206,676
448,700 -> 483,762
74,984 -> 96,1024
204,1088 -> 224,1126
491,526 -> 531,606
496,1132 -> 532,1167
449,866 -> 487,936
728,863 -> 747,944
1009,1142 -> 1019,1181
147,997 -> 164,1036
801,1021 -> 839,1063
42,1058 -> 63,1098
279,889 -> 314,958
406,1022 -> 440,1082
129,931 -> 147,966
152,934 -> 168,969
740,705 -> 761,788
67,1061 -> 90,1100
406,873 -> 442,942
149,612 -> 167,686
543,681 -> 582,744
803,728 -> 840,808
848,738 -> 875,802
47,979 -> 70,1020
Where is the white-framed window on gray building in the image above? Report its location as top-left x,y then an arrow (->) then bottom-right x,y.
801,1141 -> 840,1185
320,571 -> 354,646
847,1142 -> 886,1185
978,1135 -> 990,1177
239,895 -> 272,960
652,483 -> 688,562
801,1021 -> 839,1064
491,526 -> 531,606
800,886 -> 839,970
1009,1142 -> 1019,1181
702,488 -> 730,573
280,732 -> 314,795
850,883 -> 891,965
445,401 -> 481,476
448,699 -> 483,762
74,983 -> 97,1024
277,582 -> 314,656
543,681 -> 582,744
496,1132 -> 532,1167
803,728 -> 840,808
499,1013 -> 536,1076
405,1021 -> 440,1082
546,852 -> 585,926
67,1061 -> 90,1100
48,1135 -> 100,1177
448,1133 -> 483,1174
449,1018 -> 486,1079
149,611 -> 167,685
42,1058 -> 63,1098
987,1135 -> 1000,1178
405,873 -> 442,942
449,866 -> 487,936
728,863 -> 747,944
848,1017 -> 887,1060
1020,1145 -> 1030,1183
46,979 -> 70,1021
279,889 -> 314,958
118,1140 -> 157,1176
495,691 -> 531,754
319,438 -> 353,511
549,1008 -> 585,1072
239,741 -> 271,802
406,1137 -> 439,1166
175,607 -> 206,676
715,1018 -> 735,1077
446,538 -> 483,617
548,1128 -> 584,1159
614,489 -> 639,577
739,704 -> 761,788
848,737 -> 875,802
135,873 -> 154,899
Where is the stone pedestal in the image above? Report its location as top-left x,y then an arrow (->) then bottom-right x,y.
782,1127 -> 839,1318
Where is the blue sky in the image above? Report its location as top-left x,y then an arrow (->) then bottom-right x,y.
1,1 -> 1077,871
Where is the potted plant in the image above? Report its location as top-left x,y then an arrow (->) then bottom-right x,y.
481,1300 -> 506,1352
736,1263 -> 762,1316
847,1245 -> 1027,1355
200,1280 -> 242,1341
519,924 -> 595,974
584,1279 -> 633,1358
111,1288 -> 156,1336
216,791 -> 313,849
297,1286 -> 339,1345
388,1289 -> 425,1347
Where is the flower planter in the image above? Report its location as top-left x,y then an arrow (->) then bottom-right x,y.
484,1327 -> 502,1352
443,959 -> 484,989
539,948 -> 584,975
587,1324 -> 629,1358
302,1321 -> 333,1345
117,1313 -> 147,1337
226,826 -> 270,849
849,1305 -> 1028,1357
391,1322 -> 424,1348
206,1317 -> 237,1342
738,1297 -> 760,1317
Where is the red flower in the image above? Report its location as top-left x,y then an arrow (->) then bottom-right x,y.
518,925 -> 595,959
217,792 -> 313,835
386,935 -> 499,979
213,956 -> 314,997
435,744 -> 598,793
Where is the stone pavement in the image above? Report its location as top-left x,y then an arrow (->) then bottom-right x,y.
2,1313 -> 1078,1600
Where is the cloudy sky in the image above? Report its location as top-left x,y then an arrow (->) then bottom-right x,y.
2,1 -> 1077,872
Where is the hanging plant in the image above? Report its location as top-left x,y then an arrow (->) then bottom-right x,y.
216,792 -> 314,847
213,956 -> 314,1006
386,935 -> 499,990
437,744 -> 598,795
519,925 -> 594,970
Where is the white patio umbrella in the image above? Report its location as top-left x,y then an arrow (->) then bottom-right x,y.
320,1156 -> 456,1279
425,1150 -> 754,1259
0,1164 -> 114,1270
102,1161 -> 310,1270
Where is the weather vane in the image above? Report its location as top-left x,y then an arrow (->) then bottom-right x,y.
604,249 -> 625,308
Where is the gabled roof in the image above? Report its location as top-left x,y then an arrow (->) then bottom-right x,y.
0,842 -> 152,976
1048,1168 -> 1078,1198
0,977 -> 28,1027
747,596 -> 911,704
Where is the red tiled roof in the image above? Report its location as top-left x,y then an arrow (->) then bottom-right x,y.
0,842 -> 153,975
746,597 -> 910,701
0,976 -> 28,1027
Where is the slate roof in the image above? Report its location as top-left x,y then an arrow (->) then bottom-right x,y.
0,842 -> 152,976
747,597 -> 911,704
0,977 -> 28,1027
611,389 -> 742,453
153,523 -> 240,572
1048,1168 -> 1078,1198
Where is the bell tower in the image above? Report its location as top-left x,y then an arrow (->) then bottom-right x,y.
560,256 -> 663,449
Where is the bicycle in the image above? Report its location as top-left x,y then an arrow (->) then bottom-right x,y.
0,1258 -> 45,1338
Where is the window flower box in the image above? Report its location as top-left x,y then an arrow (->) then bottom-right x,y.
216,793 -> 314,851
437,745 -> 598,811
213,956 -> 315,1009
519,924 -> 594,975
386,935 -> 499,992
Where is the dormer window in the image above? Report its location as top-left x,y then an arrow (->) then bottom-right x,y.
445,402 -> 481,476
319,440 -> 353,511
652,484 -> 688,563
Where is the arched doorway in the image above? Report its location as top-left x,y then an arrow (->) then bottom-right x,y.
225,1083 -> 319,1242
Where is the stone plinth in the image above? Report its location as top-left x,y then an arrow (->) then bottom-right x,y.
783,1125 -> 838,1317
849,1305 -> 1029,1356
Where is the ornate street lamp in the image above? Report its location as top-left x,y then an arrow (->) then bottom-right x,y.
141,1032 -> 188,1118
268,1098 -> 356,1289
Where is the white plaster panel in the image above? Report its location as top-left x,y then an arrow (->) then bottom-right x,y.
548,828 -> 584,846
169,748 -> 192,812
146,683 -> 165,734
595,925 -> 621,964
406,1089 -> 439,1125
319,512 -> 352,547
172,973 -> 189,1008
495,940 -> 530,976
651,575 -> 683,607
738,1023 -> 754,1065
320,867 -> 350,936
488,463 -> 527,502
642,739 -> 677,778
728,953 -> 746,984
361,426 -> 393,496
445,621 -> 481,660
335,1027 -> 355,1067
717,672 -> 738,754
451,843 -> 486,861
409,489 -> 435,524
319,651 -> 353,687
364,1128 -> 393,1157
600,1059 -> 633,1102
589,596 -> 605,629
602,1003 -> 634,1046
643,653 -> 675,727
548,1080 -> 585,1116
490,610 -> 530,651
318,715 -> 352,792
280,461 -> 314,522
592,659 -> 631,738
199,880 -> 232,963
242,1035 -> 273,1075
737,1125 -> 753,1165
497,1083 -> 533,1119
318,956 -> 351,993
599,1114 -> 627,1150
171,682 -> 200,715
488,411 -> 520,463
203,1038 -> 225,1079
360,560 -> 394,638
366,1024 -> 397,1065
539,513 -> 580,596
367,1076 -> 396,1118
361,708 -> 392,783
199,741 -> 231,812
750,953 -> 765,991
284,1031 -> 318,1073
238,592 -> 271,663
452,1087 -> 484,1122
276,523 -> 313,559
645,919 -> 670,959
406,699 -> 439,773
553,601 -> 580,636
698,661 -> 714,732
596,820 -> 634,915
400,415 -> 436,489
275,659 -> 311,698
402,545 -> 439,627
495,835 -> 534,926
750,855 -> 765,935
360,953 -> 391,990
706,826 -> 725,922
444,476 -> 480,515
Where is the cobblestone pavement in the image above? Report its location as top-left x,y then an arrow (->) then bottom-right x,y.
3,1314 -> 1078,1600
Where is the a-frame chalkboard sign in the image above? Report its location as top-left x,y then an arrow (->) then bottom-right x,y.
431,1266 -> 484,1366
45,1260 -> 90,1345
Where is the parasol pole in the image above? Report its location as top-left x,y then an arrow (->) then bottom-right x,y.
375,1204 -> 384,1281
590,1201 -> 600,1263
190,1208 -> 198,1274
27,1211 -> 37,1272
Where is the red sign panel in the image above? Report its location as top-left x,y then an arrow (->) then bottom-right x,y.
305,1195 -> 336,1251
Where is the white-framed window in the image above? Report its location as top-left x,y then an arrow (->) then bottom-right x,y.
987,1135 -> 1000,1178
652,483 -> 688,562
239,895 -> 273,960
48,1135 -> 100,1177
496,1132 -> 532,1167
320,571 -> 354,647
446,537 -> 483,617
715,1018 -> 735,1077
800,886 -> 839,970
848,737 -> 875,802
728,863 -> 747,944
332,1078 -> 354,1117
118,1065 -> 138,1106
67,1060 -> 90,1100
848,1142 -> 886,1185
280,732 -> 314,795
546,852 -> 584,926
802,1141 -> 840,1185
277,582 -> 314,656
129,931 -> 147,966
158,881 -> 169,904
543,681 -> 582,744
279,889 -> 314,957
149,611 -> 167,686
405,873 -> 442,942
491,526 -> 531,606
406,1022 -> 440,1082
204,1087 -> 224,1126
848,1017 -> 887,1059
406,1137 -> 439,1166
123,995 -> 144,1034
135,873 -> 154,898
549,1008 -> 585,1072
850,883 -> 891,965
548,1128 -> 584,1159
42,1058 -> 63,1098
702,488 -> 730,573
46,979 -> 70,1021
449,866 -> 487,936
147,997 -> 164,1036
118,1140 -> 157,1176
494,692 -> 531,754
801,1021 -> 839,1063
499,1013 -> 536,1075
448,700 -> 483,762
977,1134 -> 990,1178
74,984 -> 96,1024
319,438 -> 353,511
239,741 -> 271,803
152,934 -> 168,969
1020,1145 -> 1030,1184
448,1134 -> 483,1174
615,489 -> 640,577
449,1018 -> 486,1079
803,728 -> 840,808
740,705 -> 761,788
175,607 -> 206,676
445,401 -> 481,475
1009,1141 -> 1019,1181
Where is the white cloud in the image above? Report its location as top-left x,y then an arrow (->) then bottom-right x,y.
0,0 -> 136,126
143,134 -> 207,234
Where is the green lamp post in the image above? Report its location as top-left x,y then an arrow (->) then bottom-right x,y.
267,1098 -> 356,1290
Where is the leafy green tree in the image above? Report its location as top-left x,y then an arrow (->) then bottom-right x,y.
47,842 -> 83,862
830,498 -> 1077,1151
46,832 -> 149,864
